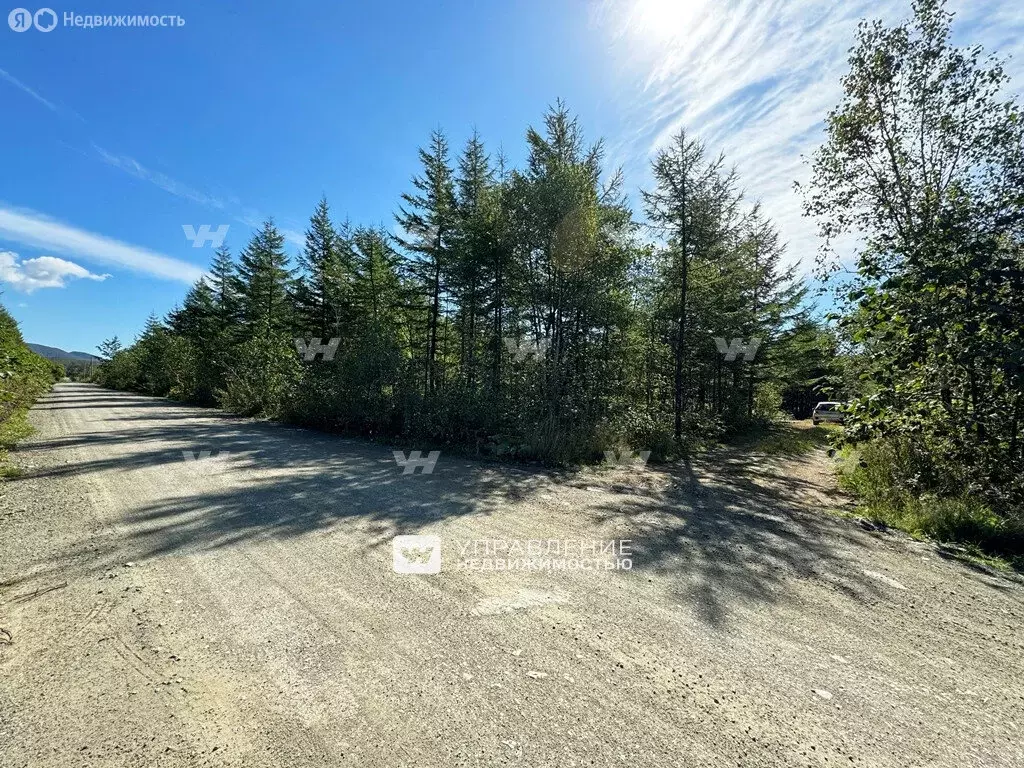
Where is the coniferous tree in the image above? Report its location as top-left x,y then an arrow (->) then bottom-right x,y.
643,130 -> 738,442
450,131 -> 494,391
396,130 -> 456,395
237,220 -> 294,340
208,244 -> 241,334
295,197 -> 350,341
93,106 -> 824,465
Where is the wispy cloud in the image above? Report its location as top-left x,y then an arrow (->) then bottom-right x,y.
596,0 -> 1024,272
0,67 -> 83,120
0,250 -> 109,292
96,152 -> 306,249
238,211 -> 306,248
4,70 -> 305,254
0,205 -> 204,284
92,144 -> 227,210
0,67 -> 59,113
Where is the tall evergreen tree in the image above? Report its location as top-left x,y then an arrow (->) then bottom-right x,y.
396,130 -> 457,394
208,244 -> 241,332
237,220 -> 294,340
643,130 -> 737,442
451,130 -> 495,390
295,197 -> 350,341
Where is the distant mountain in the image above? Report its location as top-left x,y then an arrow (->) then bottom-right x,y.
27,343 -> 102,362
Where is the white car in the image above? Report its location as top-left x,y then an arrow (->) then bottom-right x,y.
812,401 -> 845,425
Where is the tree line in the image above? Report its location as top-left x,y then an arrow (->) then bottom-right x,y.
88,0 -> 1024,559
96,103 -> 833,464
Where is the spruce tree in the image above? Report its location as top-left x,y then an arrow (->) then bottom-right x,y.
451,130 -> 495,390
295,197 -> 350,341
237,220 -> 294,340
208,245 -> 241,334
396,130 -> 456,394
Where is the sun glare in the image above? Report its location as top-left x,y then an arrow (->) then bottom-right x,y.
626,0 -> 706,46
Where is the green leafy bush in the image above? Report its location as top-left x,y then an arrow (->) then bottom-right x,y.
219,335 -> 302,418
838,438 -> 1024,562
0,304 -> 61,470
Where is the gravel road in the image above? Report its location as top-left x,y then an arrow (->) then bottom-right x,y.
1,382 -> 1022,767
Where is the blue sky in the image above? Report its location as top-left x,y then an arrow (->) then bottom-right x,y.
3,0 -> 1023,353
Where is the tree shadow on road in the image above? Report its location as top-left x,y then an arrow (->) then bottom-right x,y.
7,385 -> 887,628
583,447 -> 881,628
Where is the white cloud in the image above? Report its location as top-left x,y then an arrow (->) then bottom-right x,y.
0,67 -> 83,121
3,70 -> 302,254
0,205 -> 205,284
596,0 -> 1024,273
92,144 -> 227,210
95,150 -> 306,249
237,211 -> 305,249
0,251 -> 109,293
0,67 -> 59,113
281,228 -> 306,248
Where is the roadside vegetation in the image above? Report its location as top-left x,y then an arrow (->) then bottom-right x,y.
94,113 -> 838,466
727,421 -> 837,457
836,441 -> 1023,567
93,0 -> 1022,561
0,303 -> 62,477
803,0 -> 1024,563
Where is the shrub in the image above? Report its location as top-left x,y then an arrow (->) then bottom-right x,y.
838,437 -> 1024,562
0,305 -> 61,470
219,335 -> 301,418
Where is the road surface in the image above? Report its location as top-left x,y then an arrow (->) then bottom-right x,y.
1,383 -> 1022,767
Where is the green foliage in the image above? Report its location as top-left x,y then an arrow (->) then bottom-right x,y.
237,220 -> 294,339
0,304 -> 61,472
838,439 -> 1023,561
294,197 -> 352,341
63,360 -> 98,382
94,103 -> 820,465
731,422 -> 836,456
219,335 -> 301,418
804,0 -> 1024,524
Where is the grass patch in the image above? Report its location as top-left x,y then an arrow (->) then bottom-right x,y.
1,303 -> 60,478
837,440 -> 1024,570
0,408 -> 34,478
0,464 -> 22,480
0,407 -> 34,449
725,420 -> 838,456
